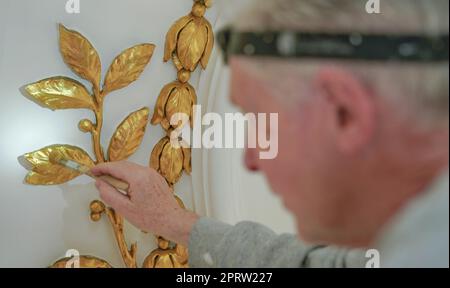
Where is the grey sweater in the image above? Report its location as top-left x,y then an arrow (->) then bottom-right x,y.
188,217 -> 366,267
188,170 -> 449,268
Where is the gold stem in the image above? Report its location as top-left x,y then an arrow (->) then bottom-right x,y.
90,88 -> 138,268
92,112 -> 105,163
92,89 -> 105,163
105,208 -> 138,268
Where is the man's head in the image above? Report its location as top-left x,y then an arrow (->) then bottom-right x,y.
229,0 -> 449,247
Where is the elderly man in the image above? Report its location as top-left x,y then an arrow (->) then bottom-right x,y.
92,0 -> 449,268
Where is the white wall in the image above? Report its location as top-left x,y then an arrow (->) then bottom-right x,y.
0,0 -> 295,268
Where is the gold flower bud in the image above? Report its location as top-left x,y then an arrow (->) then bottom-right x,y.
78,119 -> 94,133
164,4 -> 214,71
151,81 -> 197,131
150,137 -> 192,186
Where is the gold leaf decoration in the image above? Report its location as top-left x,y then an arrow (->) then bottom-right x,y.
165,86 -> 192,128
151,82 -> 177,128
150,137 -> 185,185
59,24 -> 101,90
164,4 -> 214,71
151,81 -> 197,130
146,0 -> 214,268
164,15 -> 193,63
23,145 -> 95,185
160,139 -> 184,185
142,245 -> 189,268
177,18 -> 208,71
103,44 -> 155,94
21,23 -> 159,268
172,54 -> 184,71
150,137 -> 169,172
181,146 -> 192,174
201,19 -> 214,69
50,255 -> 112,268
25,77 -> 95,110
108,107 -> 150,162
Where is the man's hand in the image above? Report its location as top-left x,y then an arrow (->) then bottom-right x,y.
91,161 -> 199,246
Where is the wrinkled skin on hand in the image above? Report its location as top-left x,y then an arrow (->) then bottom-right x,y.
92,161 -> 198,246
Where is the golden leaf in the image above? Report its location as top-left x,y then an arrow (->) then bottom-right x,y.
23,145 -> 95,185
151,82 -> 197,130
160,139 -> 184,185
177,18 -> 208,71
172,54 -> 184,71
107,107 -> 150,162
186,84 -> 198,127
175,195 -> 186,209
59,24 -> 101,89
165,86 -> 192,129
150,137 -> 170,172
50,255 -> 112,268
164,15 -> 194,63
151,82 -> 179,126
150,137 -> 184,185
25,77 -> 95,110
103,44 -> 155,94
164,7 -> 214,71
200,19 -> 214,69
181,146 -> 192,174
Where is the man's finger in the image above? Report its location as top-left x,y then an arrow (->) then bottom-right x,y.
91,161 -> 140,182
95,179 -> 132,212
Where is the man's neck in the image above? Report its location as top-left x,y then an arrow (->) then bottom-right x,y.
365,129 -> 449,246
344,128 -> 449,247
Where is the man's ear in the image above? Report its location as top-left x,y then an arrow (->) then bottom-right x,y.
315,67 -> 376,154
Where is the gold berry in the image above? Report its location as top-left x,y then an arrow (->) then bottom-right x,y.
177,69 -> 191,83
90,200 -> 105,214
78,119 -> 94,133
157,237 -> 170,250
90,212 -> 102,222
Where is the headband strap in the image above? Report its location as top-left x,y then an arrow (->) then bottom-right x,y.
218,28 -> 449,64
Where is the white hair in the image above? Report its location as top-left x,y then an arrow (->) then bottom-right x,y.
233,0 -> 449,126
